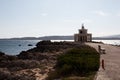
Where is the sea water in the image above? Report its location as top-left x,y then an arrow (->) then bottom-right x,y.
93,40 -> 120,45
0,40 -> 40,55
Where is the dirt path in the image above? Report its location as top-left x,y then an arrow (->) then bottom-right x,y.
86,43 -> 120,80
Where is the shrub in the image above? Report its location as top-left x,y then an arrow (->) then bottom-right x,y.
0,70 -> 36,80
47,46 -> 100,79
33,40 -> 82,53
0,60 -> 41,71
0,52 -> 18,61
17,51 -> 48,60
56,48 -> 100,75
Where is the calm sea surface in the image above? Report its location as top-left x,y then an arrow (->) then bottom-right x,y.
0,40 -> 40,55
0,40 -> 120,55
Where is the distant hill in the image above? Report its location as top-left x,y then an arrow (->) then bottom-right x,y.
2,36 -> 74,40
1,34 -> 120,40
38,36 -> 73,40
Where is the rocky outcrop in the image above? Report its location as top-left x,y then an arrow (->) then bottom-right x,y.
0,52 -> 18,61
28,40 -> 83,53
0,40 -> 85,80
17,51 -> 48,60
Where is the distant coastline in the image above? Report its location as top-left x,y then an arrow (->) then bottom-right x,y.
1,35 -> 120,40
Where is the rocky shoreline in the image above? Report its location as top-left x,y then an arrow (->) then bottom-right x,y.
0,40 -> 85,80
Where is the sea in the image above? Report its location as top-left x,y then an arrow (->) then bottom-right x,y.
0,40 -> 120,55
0,40 -> 40,55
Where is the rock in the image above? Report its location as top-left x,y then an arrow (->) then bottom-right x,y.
28,44 -> 33,46
0,41 -> 87,80
18,44 -> 21,46
0,51 -> 5,56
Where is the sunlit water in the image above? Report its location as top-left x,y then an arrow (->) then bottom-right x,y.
93,40 -> 120,45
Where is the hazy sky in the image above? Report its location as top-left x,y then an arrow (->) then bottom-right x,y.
0,0 -> 120,38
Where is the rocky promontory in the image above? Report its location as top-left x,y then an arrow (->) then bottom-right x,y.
0,40 -> 87,80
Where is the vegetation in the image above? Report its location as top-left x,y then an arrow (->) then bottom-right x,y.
0,41 -> 100,80
0,70 -> 36,80
47,46 -> 100,80
17,51 -> 48,60
28,40 -> 82,53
